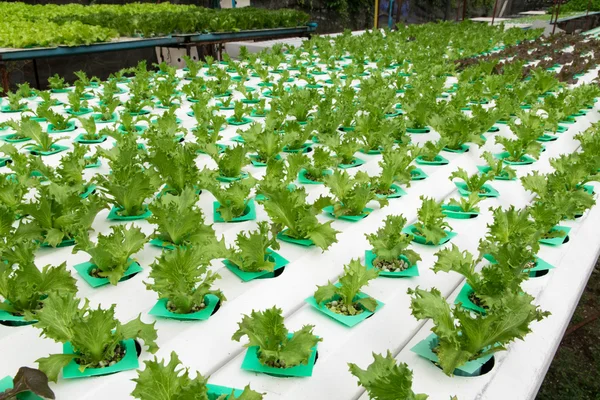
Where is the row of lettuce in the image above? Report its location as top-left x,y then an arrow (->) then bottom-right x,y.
0,23 -> 599,399
0,2 -> 310,48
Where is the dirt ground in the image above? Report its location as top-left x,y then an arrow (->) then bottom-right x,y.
536,265 -> 600,400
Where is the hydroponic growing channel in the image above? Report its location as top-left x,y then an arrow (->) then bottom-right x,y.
0,21 -> 600,400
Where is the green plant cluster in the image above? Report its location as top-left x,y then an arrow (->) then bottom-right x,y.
0,2 -> 310,48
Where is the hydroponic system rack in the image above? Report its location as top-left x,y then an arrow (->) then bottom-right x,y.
0,19 -> 599,400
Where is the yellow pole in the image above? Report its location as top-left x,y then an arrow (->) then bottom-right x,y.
374,0 -> 379,29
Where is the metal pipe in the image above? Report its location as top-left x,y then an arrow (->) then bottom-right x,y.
491,0 -> 499,25
388,0 -> 395,28
553,0 -> 562,35
374,0 -> 380,28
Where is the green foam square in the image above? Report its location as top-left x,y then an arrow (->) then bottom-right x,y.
537,134 -> 557,142
442,144 -> 469,153
410,168 -> 428,181
415,155 -> 449,165
249,154 -> 281,167
240,334 -> 318,377
376,184 -> 407,199
406,127 -> 431,134
298,169 -> 332,184
0,157 -> 10,168
213,199 -> 256,223
410,334 -> 493,376
402,224 -> 456,245
231,135 -> 245,143
28,144 -> 69,156
226,117 -> 253,126
149,238 -> 177,250
62,338 -> 139,379
74,260 -> 142,288
107,206 -> 152,221
206,384 -> 244,399
79,184 -> 96,199
365,250 -> 419,277
84,157 -> 101,169
476,165 -> 516,181
337,157 -> 365,169
454,182 -> 499,198
148,294 -> 220,320
277,230 -> 314,247
441,205 -> 479,219
283,143 -> 312,153
222,250 -> 289,282
74,134 -> 107,144
65,107 -> 93,116
216,171 -> 249,183
305,292 -> 383,327
47,121 -> 77,133
1,134 -> 30,143
0,301 -> 37,325
539,226 -> 571,246
455,283 -> 486,314
93,112 -> 118,123
494,152 -> 536,165
323,205 -> 372,221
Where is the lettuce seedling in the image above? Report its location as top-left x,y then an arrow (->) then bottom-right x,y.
240,120 -> 284,164
408,286 -> 548,376
152,78 -> 181,108
73,224 -> 148,285
499,111 -> 544,162
204,176 -> 256,222
321,131 -> 361,165
288,147 -> 336,182
418,140 -> 446,162
324,170 -> 387,217
429,108 -> 484,151
314,259 -> 378,315
278,88 -> 318,123
78,116 -> 104,141
354,114 -> 396,153
146,245 -> 226,315
281,121 -> 313,152
182,79 -> 210,104
148,187 -> 219,248
348,352 -> 428,400
34,295 -> 158,382
0,241 -> 77,318
21,120 -> 67,154
47,74 -> 68,91
366,215 -> 421,272
450,167 -> 493,196
434,244 -> 528,310
447,192 -> 483,214
95,135 -> 161,217
66,88 -> 89,114
3,90 -> 26,112
37,107 -> 72,131
208,145 -> 249,179
256,158 -> 301,197
259,185 -> 338,250
232,306 -> 321,369
481,151 -> 516,180
0,367 -> 55,400
183,55 -> 203,79
227,222 -> 281,273
93,97 -> 120,123
414,196 -> 451,244
373,146 -> 419,194
132,352 -> 263,400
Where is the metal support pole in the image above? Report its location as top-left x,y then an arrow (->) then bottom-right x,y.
491,0 -> 499,25
456,0 -> 460,21
32,59 -> 41,90
388,0 -> 395,28
396,0 -> 404,26
374,0 -> 380,28
463,0 -> 467,21
552,0 -> 562,35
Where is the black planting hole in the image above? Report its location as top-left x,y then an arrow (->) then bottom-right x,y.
530,269 -> 549,278
431,354 -> 495,377
177,58 -> 181,62
0,319 -> 35,327
133,339 -> 142,358
256,267 -> 286,280
210,299 -> 222,316
563,235 -> 570,244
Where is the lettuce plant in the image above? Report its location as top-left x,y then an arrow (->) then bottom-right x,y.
413,197 -> 451,244
450,167 -> 493,195
447,192 -> 483,214
408,286 -> 548,376
314,259 -> 378,315
321,132 -> 362,166
132,352 -> 262,400
227,222 -> 281,273
203,176 -> 256,222
208,145 -> 249,180
481,151 -> 516,180
66,88 -> 90,114
429,108 -> 484,151
93,97 -> 120,123
152,78 -> 181,108
499,111 -> 544,162
288,147 -> 336,182
0,241 -> 77,318
148,187 -> 219,248
78,116 -> 104,141
21,180 -> 106,247
34,295 -> 158,382
146,245 -> 226,315
182,79 -> 210,104
232,306 -> 321,369
348,352 -> 428,400
240,120 -> 284,164
183,55 -> 202,79
95,135 -> 161,217
277,88 -> 318,123
37,107 -> 73,131
324,170 -> 387,217
434,244 -> 528,310
259,185 -> 338,250
21,120 -> 66,153
418,140 -> 446,162
47,74 -> 68,92
366,215 -> 421,272
281,121 -> 313,152
73,225 -> 148,285
354,114 -> 396,153
373,146 -> 419,194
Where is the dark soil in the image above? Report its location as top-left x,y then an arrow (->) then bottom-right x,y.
374,257 -> 410,272
536,264 -> 600,400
